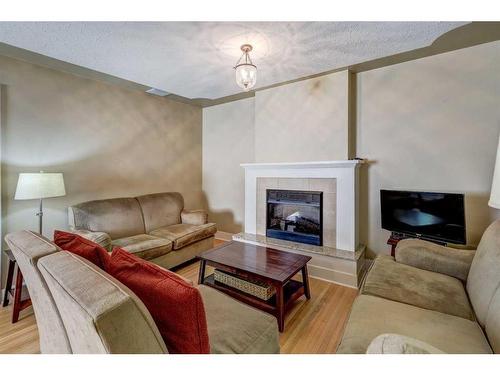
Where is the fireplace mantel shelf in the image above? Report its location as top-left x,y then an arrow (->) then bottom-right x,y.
240,160 -> 364,169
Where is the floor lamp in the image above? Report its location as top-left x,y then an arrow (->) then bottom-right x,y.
14,172 -> 66,235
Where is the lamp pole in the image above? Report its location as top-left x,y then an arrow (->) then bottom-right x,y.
36,198 -> 43,235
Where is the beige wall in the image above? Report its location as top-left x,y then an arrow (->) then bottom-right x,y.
202,71 -> 350,232
254,71 -> 349,162
0,55 -> 203,286
357,40 -> 500,255
202,98 -> 255,233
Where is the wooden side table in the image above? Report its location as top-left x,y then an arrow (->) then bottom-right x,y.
387,233 -> 404,257
2,249 -> 32,323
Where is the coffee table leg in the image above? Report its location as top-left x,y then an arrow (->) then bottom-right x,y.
302,265 -> 311,300
276,285 -> 285,332
198,259 -> 207,285
2,259 -> 15,307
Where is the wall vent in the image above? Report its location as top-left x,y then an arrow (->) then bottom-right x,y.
145,88 -> 170,97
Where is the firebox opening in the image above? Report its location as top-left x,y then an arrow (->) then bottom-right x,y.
266,189 -> 323,246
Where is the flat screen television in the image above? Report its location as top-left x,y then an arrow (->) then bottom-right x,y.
380,190 -> 466,244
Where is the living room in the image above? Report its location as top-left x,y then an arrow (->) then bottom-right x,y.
1,0 -> 500,372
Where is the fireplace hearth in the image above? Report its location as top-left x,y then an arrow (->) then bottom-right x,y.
266,189 -> 323,246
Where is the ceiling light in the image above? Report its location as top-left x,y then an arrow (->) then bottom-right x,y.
234,44 -> 257,92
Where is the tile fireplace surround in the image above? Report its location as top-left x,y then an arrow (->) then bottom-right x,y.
233,160 -> 366,288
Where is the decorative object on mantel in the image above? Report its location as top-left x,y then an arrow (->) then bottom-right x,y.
234,44 -> 257,91
15,171 -> 66,235
489,135 -> 500,209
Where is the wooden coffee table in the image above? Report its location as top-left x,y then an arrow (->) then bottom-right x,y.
197,241 -> 311,332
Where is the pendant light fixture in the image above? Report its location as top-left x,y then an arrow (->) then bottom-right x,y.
234,44 -> 257,92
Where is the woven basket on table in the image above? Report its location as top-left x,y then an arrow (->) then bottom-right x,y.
213,269 -> 276,300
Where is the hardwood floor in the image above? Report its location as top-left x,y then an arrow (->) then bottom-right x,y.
0,240 -> 357,354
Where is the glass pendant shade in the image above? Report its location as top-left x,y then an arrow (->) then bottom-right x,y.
234,44 -> 257,92
235,63 -> 257,91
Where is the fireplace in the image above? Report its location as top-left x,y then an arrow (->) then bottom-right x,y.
266,189 -> 323,246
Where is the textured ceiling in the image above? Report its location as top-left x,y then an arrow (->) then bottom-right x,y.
0,22 -> 466,99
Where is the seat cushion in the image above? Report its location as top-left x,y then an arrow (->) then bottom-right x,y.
337,295 -> 491,354
199,285 -> 280,354
54,230 -> 110,270
106,248 -> 209,354
361,255 -> 473,320
112,234 -> 172,260
150,223 -> 217,250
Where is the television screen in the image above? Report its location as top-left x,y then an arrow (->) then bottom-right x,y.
380,190 -> 466,244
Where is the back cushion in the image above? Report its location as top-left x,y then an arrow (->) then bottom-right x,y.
467,219 -> 500,326
106,247 -> 210,354
136,192 -> 184,232
69,197 -> 145,239
4,231 -> 71,354
38,251 -> 168,354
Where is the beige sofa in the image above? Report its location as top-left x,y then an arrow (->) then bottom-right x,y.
337,219 -> 500,354
5,230 -> 280,354
68,192 -> 216,269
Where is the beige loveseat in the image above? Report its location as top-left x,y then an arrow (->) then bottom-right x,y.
68,192 -> 216,269
337,219 -> 500,354
5,230 -> 280,354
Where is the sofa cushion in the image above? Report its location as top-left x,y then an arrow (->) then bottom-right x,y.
69,197 -> 145,239
111,234 -> 172,260
199,285 -> 280,354
467,219 -> 500,327
150,223 -> 217,250
54,230 -> 110,270
107,248 -> 210,354
136,192 -> 184,233
337,295 -> 491,354
361,255 -> 473,320
395,238 -> 475,282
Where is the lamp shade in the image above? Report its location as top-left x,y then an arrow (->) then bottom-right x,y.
15,172 -> 66,200
489,136 -> 500,208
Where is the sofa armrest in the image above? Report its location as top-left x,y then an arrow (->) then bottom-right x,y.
181,209 -> 208,225
69,229 -> 112,251
395,238 -> 475,281
367,334 -> 445,354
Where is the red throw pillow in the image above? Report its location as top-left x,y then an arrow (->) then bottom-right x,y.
106,247 -> 210,354
53,230 -> 110,270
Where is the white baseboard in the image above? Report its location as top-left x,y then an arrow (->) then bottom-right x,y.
215,231 -> 234,241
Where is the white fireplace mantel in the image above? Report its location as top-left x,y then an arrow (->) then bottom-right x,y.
241,160 -> 364,252
241,160 -> 362,169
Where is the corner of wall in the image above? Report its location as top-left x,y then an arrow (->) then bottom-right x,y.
347,71 -> 357,159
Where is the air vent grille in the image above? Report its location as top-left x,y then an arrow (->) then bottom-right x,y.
145,88 -> 170,97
